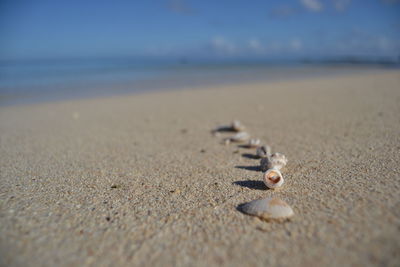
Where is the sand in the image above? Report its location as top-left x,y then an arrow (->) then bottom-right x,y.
0,71 -> 399,267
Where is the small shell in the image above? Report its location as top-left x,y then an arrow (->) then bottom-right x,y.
247,138 -> 261,148
231,120 -> 245,132
239,197 -> 294,220
256,145 -> 271,158
223,138 -> 231,145
270,153 -> 288,169
212,131 -> 221,137
260,157 -> 269,172
263,168 -> 284,189
260,152 -> 287,171
230,132 -> 250,142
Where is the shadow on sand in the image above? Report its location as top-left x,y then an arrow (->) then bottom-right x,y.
241,153 -> 259,159
233,180 -> 267,190
211,126 -> 236,133
235,165 -> 261,172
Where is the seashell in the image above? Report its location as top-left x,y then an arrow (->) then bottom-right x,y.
231,120 -> 245,132
263,168 -> 284,189
260,157 -> 269,171
260,152 -> 287,171
247,138 -> 261,148
223,138 -> 231,145
270,153 -> 288,170
256,145 -> 271,158
212,131 -> 221,137
239,197 -> 294,221
230,131 -> 250,142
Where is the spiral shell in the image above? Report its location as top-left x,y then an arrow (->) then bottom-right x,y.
263,168 -> 284,189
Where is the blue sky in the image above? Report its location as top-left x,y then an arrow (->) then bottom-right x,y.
1,0 -> 399,60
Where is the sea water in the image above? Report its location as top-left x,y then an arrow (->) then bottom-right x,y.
0,58 -> 395,106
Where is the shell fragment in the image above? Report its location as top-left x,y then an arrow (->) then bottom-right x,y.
260,152 -> 287,171
239,197 -> 294,221
229,132 -> 250,142
256,145 -> 271,158
247,138 -> 261,148
231,120 -> 245,132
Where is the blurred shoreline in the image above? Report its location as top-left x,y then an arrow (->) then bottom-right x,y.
1,59 -> 398,106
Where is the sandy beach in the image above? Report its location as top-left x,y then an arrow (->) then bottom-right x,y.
0,70 -> 399,266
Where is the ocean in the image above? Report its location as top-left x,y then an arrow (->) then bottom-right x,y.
0,58 -> 396,106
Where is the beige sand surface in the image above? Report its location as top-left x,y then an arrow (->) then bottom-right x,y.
1,71 -> 400,267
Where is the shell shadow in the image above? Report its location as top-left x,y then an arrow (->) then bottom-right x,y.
236,203 -> 248,214
211,126 -> 235,133
235,165 -> 261,172
241,153 -> 259,160
237,144 -> 252,149
233,180 -> 267,190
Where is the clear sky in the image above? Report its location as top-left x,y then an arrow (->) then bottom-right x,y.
1,0 -> 399,60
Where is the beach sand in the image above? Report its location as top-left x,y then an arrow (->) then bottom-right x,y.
1,71 -> 399,266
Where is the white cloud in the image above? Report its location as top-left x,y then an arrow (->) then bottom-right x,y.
381,0 -> 400,4
248,39 -> 263,51
248,39 -> 261,49
290,39 -> 303,51
333,30 -> 400,58
269,5 -> 299,18
210,37 -> 236,54
332,0 -> 351,11
300,0 -> 323,12
375,36 -> 400,55
378,37 -> 391,50
168,0 -> 195,15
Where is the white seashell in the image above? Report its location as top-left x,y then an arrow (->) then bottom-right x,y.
263,168 -> 284,189
231,120 -> 245,132
247,138 -> 261,148
270,153 -> 288,170
212,131 -> 221,137
240,197 -> 294,220
223,138 -> 231,145
260,152 -> 287,171
230,132 -> 250,142
256,145 -> 271,158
